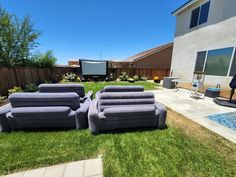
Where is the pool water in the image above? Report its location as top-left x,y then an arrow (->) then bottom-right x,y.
207,112 -> 236,131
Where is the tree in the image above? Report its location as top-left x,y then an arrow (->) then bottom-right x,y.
32,50 -> 57,68
0,6 -> 40,66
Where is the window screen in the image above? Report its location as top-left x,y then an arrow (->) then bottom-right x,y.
199,1 -> 210,25
190,7 -> 200,28
230,51 -> 236,76
195,51 -> 206,72
204,47 -> 234,76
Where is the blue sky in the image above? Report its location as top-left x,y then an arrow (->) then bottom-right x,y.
0,0 -> 186,64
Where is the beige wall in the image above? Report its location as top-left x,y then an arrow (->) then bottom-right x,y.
171,16 -> 236,89
171,0 -> 236,89
175,0 -> 236,37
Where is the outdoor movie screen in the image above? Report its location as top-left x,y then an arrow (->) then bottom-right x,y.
81,60 -> 107,75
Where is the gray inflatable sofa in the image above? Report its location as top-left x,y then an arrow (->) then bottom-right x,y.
88,86 -> 167,134
38,84 -> 93,103
0,84 -> 92,132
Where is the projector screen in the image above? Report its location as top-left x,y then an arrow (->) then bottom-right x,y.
81,60 -> 107,75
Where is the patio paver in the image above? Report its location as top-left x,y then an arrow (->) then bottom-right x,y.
151,88 -> 236,143
1,158 -> 103,177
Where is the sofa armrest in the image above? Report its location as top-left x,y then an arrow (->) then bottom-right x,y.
75,99 -> 91,129
95,90 -> 103,99
84,90 -> 93,101
88,100 -> 101,135
0,103 -> 12,132
155,102 -> 167,129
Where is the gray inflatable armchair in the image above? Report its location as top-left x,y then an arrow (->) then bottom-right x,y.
88,91 -> 166,135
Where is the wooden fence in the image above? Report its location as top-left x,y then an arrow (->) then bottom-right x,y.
0,67 -> 75,96
112,68 -> 169,80
0,66 -> 169,96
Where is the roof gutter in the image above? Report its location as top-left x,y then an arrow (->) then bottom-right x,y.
172,0 -> 197,16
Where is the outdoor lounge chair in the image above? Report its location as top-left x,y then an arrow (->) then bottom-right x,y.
88,91 -> 166,135
38,84 -> 93,103
0,92 -> 91,132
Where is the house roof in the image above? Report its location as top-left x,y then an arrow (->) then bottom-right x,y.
126,42 -> 173,62
172,0 -> 197,16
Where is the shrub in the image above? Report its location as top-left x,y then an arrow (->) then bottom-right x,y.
140,76 -> 147,81
24,83 -> 38,92
0,96 -> 6,103
42,80 -> 52,84
128,78 -> 135,83
31,50 -> 57,68
105,77 -> 110,82
62,72 -> 77,82
133,75 -> 139,81
116,78 -> 121,82
76,76 -> 81,82
119,72 -> 129,81
109,73 -> 114,81
8,86 -> 23,95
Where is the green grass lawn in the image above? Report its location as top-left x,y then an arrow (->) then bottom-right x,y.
0,82 -> 235,177
78,81 -> 159,95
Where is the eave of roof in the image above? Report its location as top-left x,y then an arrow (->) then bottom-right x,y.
172,0 -> 197,16
126,42 -> 173,62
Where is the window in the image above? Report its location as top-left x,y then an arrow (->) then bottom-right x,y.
230,51 -> 236,76
204,47 -> 234,76
190,7 -> 200,28
195,51 -> 206,72
199,1 -> 210,25
190,1 -> 211,29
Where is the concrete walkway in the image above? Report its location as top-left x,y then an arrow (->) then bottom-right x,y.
1,158 -> 103,177
151,88 -> 236,143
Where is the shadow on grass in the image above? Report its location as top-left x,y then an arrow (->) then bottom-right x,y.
99,125 -> 168,135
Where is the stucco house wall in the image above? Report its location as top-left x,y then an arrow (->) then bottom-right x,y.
171,0 -> 236,89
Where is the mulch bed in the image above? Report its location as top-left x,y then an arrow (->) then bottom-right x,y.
0,99 -> 9,107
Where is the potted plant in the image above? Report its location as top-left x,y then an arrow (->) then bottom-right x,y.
128,78 -> 135,83
154,76 -> 160,83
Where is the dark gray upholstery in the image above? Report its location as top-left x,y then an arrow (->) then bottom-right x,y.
95,85 -> 144,98
9,92 -> 80,110
102,86 -> 144,92
0,104 -> 12,132
38,84 -> 93,102
88,91 -> 166,134
97,92 -> 155,112
101,106 -> 156,118
39,84 -> 85,96
0,92 -> 91,132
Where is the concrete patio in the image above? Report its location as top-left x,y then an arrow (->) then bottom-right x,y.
1,158 -> 103,177
151,88 -> 236,143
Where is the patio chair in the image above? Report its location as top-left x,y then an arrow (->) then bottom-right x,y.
0,92 -> 91,132
88,91 -> 166,135
38,84 -> 93,103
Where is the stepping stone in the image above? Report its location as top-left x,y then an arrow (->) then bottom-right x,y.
1,158 -> 103,177
84,158 -> 103,177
